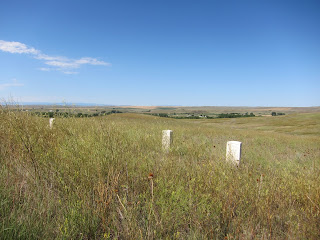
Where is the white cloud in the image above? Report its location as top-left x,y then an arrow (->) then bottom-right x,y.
0,79 -> 24,90
42,56 -> 111,70
38,67 -> 78,74
38,67 -> 51,71
0,40 -> 110,74
45,60 -> 79,68
62,71 -> 78,75
75,57 -> 110,66
0,40 -> 39,54
35,53 -> 68,62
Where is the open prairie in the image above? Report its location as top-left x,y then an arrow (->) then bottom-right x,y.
0,107 -> 319,239
2,0 -> 319,239
22,105 -> 320,115
116,106 -> 320,115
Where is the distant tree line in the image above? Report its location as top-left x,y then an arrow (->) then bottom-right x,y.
32,110 -> 122,118
150,112 -> 255,119
271,112 -> 285,116
216,112 -> 255,118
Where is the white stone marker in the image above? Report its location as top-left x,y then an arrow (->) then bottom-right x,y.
162,130 -> 173,152
49,118 -> 55,129
226,141 -> 242,166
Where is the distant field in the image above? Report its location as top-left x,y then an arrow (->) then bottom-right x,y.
18,104 -> 320,117
193,112 -> 320,136
1,107 -> 319,239
118,106 -> 320,115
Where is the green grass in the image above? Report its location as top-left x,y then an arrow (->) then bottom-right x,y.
197,113 -> 320,136
0,108 -> 319,239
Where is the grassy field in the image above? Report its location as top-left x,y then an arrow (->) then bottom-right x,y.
20,104 -> 320,116
0,107 -> 319,239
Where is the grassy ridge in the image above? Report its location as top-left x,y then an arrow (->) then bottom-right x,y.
0,108 -> 319,239
194,113 -> 320,136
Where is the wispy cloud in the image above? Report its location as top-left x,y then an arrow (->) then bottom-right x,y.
0,40 -> 110,74
62,71 -> 78,75
0,79 -> 24,90
0,40 -> 39,54
38,67 -> 51,72
38,67 -> 78,74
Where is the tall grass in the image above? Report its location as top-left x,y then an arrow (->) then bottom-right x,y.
0,107 -> 319,239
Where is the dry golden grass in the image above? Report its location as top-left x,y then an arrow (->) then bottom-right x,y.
0,107 -> 319,239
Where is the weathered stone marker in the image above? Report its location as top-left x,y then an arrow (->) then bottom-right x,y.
49,118 -> 55,129
162,130 -> 173,152
226,141 -> 242,166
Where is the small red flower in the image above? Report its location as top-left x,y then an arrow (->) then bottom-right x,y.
148,173 -> 154,179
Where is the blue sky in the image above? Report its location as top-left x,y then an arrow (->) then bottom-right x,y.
0,0 -> 319,106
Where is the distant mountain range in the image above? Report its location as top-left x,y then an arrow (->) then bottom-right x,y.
14,102 -> 179,107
